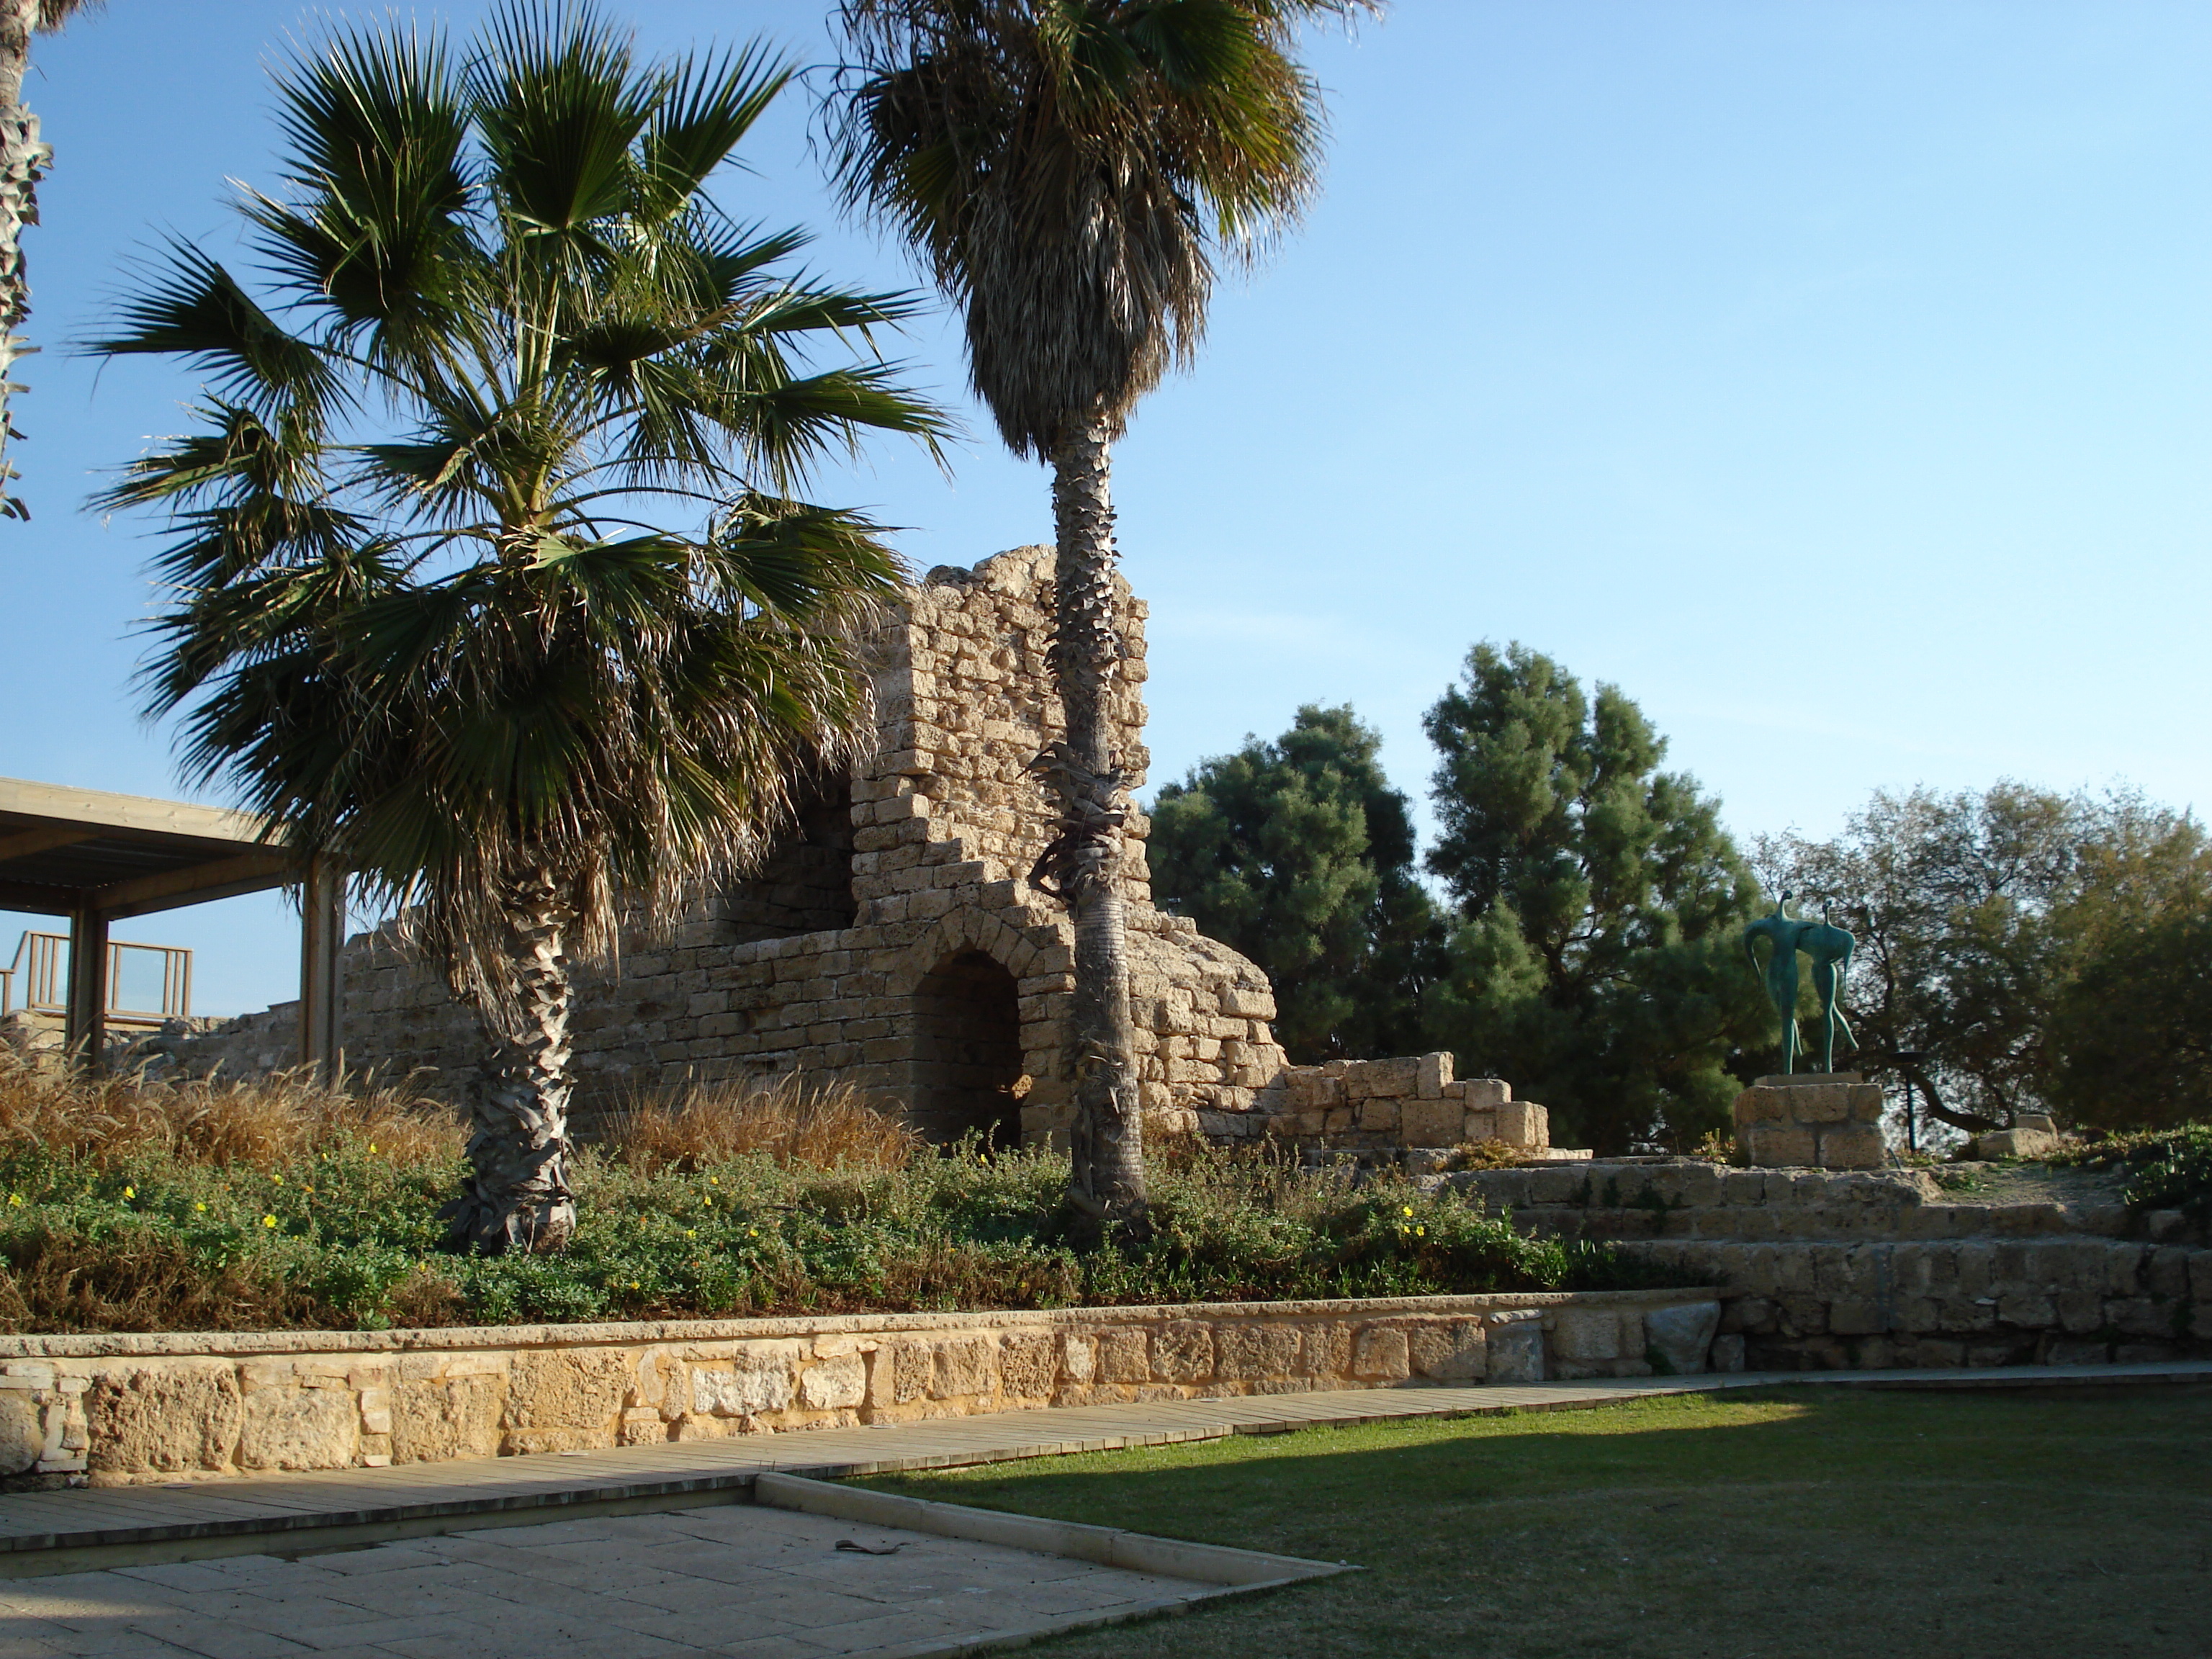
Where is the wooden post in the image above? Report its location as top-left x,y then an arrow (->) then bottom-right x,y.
299,858 -> 345,1084
64,905 -> 107,1074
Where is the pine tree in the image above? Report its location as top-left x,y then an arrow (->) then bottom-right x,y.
1421,643 -> 1766,1153
1148,705 -> 1442,1062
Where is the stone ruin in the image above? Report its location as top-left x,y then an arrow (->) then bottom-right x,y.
164,547 -> 1574,1161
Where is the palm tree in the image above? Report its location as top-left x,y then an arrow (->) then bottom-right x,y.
92,2 -> 945,1254
0,0 -> 100,518
827,0 -> 1367,1238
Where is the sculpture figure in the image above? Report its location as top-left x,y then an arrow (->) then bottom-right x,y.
1743,894 -> 1857,1074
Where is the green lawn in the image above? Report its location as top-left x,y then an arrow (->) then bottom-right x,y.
855,1387 -> 2212,1658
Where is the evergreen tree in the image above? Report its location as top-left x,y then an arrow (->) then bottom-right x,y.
1148,705 -> 1442,1062
1421,644 -> 1766,1154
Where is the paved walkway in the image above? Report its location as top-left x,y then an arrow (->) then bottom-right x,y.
2,1361 -> 2203,1568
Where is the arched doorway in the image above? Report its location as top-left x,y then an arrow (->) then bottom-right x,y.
909,950 -> 1026,1148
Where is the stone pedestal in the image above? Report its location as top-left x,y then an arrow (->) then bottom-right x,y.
1732,1073 -> 1886,1169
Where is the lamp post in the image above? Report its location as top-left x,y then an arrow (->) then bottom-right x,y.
1896,1051 -> 1927,1154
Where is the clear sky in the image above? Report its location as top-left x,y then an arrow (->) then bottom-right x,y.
1,1 -> 2205,1016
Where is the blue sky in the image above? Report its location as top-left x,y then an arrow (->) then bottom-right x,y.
2,1 -> 2206,1015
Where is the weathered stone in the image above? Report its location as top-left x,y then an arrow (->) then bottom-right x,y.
506,1351 -> 631,1430
1644,1301 -> 1721,1373
1095,1328 -> 1149,1383
998,1334 -> 1056,1398
691,1346 -> 796,1417
798,1353 -> 866,1411
1408,1321 -> 1486,1381
1351,1326 -> 1409,1380
390,1375 -> 504,1464
930,1336 -> 996,1398
1972,1126 -> 2062,1160
0,1393 -> 43,1475
1151,1323 -> 1215,1383
1215,1323 -> 1300,1380
1399,1099 -> 1462,1148
237,1385 -> 358,1471
1486,1317 -> 1545,1383
87,1366 -> 240,1475
1551,1308 -> 1622,1362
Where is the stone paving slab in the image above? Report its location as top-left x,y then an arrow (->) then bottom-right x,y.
0,1500 -> 1250,1659
1,1362 -> 2203,1568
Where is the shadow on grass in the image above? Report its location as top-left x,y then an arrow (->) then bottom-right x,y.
858,1387 -> 2212,1659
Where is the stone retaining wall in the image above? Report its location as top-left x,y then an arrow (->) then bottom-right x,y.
0,1290 -> 1719,1488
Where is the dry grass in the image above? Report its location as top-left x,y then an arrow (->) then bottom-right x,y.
0,1048 -> 463,1169
604,1072 -> 922,1174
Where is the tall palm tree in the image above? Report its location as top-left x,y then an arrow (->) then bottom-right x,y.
92,2 -> 945,1254
828,0 -> 1368,1238
0,0 -> 99,518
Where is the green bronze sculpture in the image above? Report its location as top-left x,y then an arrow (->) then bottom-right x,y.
1744,893 -> 1856,1074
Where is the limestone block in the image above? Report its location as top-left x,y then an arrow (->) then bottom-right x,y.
1552,1308 -> 1622,1362
1361,1058 -> 1422,1099
1732,1089 -> 1787,1127
799,1354 -> 866,1411
999,1334 -> 1056,1398
1455,1078 -> 1511,1109
1746,1125 -> 1817,1166
1215,1323 -> 1300,1380
1416,1053 -> 1454,1099
1151,1322 -> 1215,1383
1097,1328 -> 1151,1384
237,1384 -> 359,1471
1817,1124 -> 1886,1171
1462,1108 -> 1498,1143
1299,1323 -> 1353,1378
1643,1301 -> 1722,1374
1400,1100 -> 1462,1148
1497,1101 -> 1548,1148
391,1375 -> 505,1464
507,1351 -> 632,1431
1972,1126 -> 2061,1160
690,1346 -> 798,1417
1059,1334 -> 1096,1385
1351,1326 -> 1410,1380
88,1366 -> 241,1475
1409,1321 -> 1487,1381
1486,1316 -> 1545,1384
0,1393 -> 42,1475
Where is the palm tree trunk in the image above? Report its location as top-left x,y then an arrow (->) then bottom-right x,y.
0,0 -> 49,521
445,864 -> 578,1254
1037,414 -> 1147,1241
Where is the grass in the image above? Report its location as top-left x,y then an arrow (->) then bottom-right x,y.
0,1055 -> 1689,1334
853,1386 -> 2212,1659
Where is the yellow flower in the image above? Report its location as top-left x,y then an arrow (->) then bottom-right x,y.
1416,1226 -> 1426,1237
1402,1205 -> 1413,1217
122,1187 -> 135,1200
748,1228 -> 759,1238
271,1174 -> 284,1185
261,1215 -> 278,1229
6,1194 -> 19,1208
709,1177 -> 719,1185
368,1143 -> 377,1154
194,1202 -> 207,1213
685,1230 -> 696,1239
630,1281 -> 641,1290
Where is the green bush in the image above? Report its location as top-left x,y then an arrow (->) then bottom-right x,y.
0,1136 -> 1689,1334
2054,1122 -> 2212,1226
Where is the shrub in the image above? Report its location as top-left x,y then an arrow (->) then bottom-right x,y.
0,1057 -> 1694,1333
2052,1122 -> 2212,1226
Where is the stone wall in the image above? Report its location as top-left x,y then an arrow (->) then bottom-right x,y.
1438,1159 -> 2212,1372
156,547 -> 1572,1161
0,1290 -> 1719,1488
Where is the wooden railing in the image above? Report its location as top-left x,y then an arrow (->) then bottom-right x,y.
1,932 -> 192,1028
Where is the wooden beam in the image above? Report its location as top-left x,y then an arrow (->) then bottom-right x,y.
65,907 -> 107,1073
89,852 -> 298,920
0,777 -> 269,848
0,825 -> 90,864
0,878 -> 81,917
299,858 -> 346,1082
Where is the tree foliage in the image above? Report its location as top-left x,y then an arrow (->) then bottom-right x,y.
1758,785 -> 2212,1133
1419,644 -> 1766,1154
1148,704 -> 1442,1062
93,2 -> 942,1250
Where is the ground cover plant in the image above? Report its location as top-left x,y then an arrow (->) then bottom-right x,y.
2053,1122 -> 2212,1226
0,1058 -> 1673,1334
854,1385 -> 2212,1659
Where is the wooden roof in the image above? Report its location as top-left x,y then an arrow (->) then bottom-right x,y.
0,777 -> 297,920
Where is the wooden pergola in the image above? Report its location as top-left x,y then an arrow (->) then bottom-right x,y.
0,777 -> 343,1076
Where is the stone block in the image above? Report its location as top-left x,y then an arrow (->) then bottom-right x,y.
1214,1322 -> 1300,1380
1745,1125 -> 1817,1167
1096,1328 -> 1150,1383
1408,1321 -> 1487,1381
1352,1326 -> 1410,1380
1357,1099 -> 1401,1134
1710,1334 -> 1746,1372
691,1346 -> 797,1417
998,1334 -> 1057,1398
237,1384 -> 358,1471
0,1393 -> 42,1476
1462,1108 -> 1499,1143
506,1351 -> 631,1430
1416,1053 -> 1454,1099
1644,1301 -> 1722,1373
1487,1316 -> 1545,1383
930,1336 -> 997,1399
1151,1322 -> 1215,1383
799,1353 -> 866,1411
1059,1334 -> 1096,1385
1399,1099 -> 1462,1148
390,1375 -> 505,1464
87,1365 -> 241,1475
1732,1089 -> 1787,1127
1972,1126 -> 2062,1160
1817,1124 -> 1886,1171
1361,1057 -> 1423,1099
1497,1101 -> 1548,1147
1552,1308 -> 1621,1362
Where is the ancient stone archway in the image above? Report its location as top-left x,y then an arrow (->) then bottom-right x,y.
907,950 -> 1025,1148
